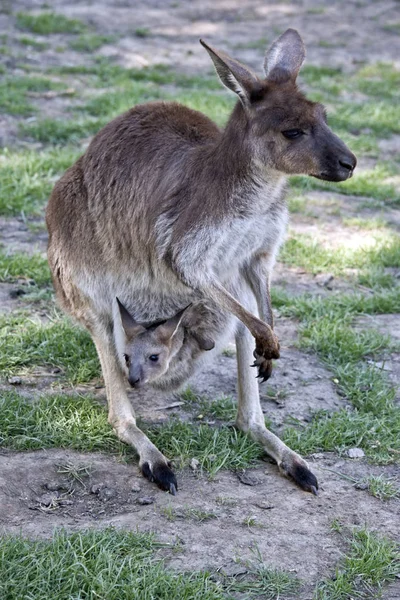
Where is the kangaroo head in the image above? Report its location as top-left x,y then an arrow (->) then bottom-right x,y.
116,298 -> 189,388
201,29 -> 356,182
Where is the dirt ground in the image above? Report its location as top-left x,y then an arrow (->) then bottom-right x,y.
1,1 -> 400,598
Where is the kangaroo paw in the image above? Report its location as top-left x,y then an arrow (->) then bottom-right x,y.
141,461 -> 178,495
252,352 -> 273,382
255,333 -> 280,361
279,455 -> 319,495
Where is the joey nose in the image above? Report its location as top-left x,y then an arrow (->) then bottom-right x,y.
128,376 -> 141,388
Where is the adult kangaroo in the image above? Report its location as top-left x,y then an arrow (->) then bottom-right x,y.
46,29 -> 356,496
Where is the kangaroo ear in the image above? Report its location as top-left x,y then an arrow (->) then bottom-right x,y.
263,29 -> 305,83
116,297 -> 146,339
200,39 -> 261,107
156,304 -> 191,343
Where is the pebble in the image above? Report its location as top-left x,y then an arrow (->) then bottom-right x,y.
37,492 -> 58,506
137,496 -> 155,505
189,458 -> 200,471
238,471 -> 261,486
98,487 -> 117,501
347,447 -> 365,458
44,481 -> 68,492
90,483 -> 105,495
8,376 -> 22,385
131,482 -> 141,493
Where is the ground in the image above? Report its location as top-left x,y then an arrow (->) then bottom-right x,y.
0,1 -> 399,599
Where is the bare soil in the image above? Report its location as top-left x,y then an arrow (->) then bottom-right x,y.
1,0 -> 400,596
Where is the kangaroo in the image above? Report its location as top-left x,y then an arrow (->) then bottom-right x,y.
46,29 -> 356,496
114,299 -> 220,391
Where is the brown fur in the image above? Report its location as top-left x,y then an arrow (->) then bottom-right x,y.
46,29 -> 356,495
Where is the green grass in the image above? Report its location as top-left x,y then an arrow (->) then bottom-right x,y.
16,11 -> 87,35
0,528 -> 225,600
291,163 -> 400,204
315,527 -> 399,599
0,391 -> 261,474
0,75 -> 67,116
0,251 -> 50,286
0,313 -> 100,383
18,36 -> 49,50
0,147 -> 79,215
271,289 -> 400,463
20,116 -> 103,144
365,475 -> 400,501
70,33 -> 117,52
148,420 -> 261,476
280,231 -> 400,278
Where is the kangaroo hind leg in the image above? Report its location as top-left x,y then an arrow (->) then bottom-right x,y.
235,323 -> 318,494
93,324 -> 178,494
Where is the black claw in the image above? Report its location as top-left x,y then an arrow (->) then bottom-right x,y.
141,461 -> 178,493
291,462 -> 319,494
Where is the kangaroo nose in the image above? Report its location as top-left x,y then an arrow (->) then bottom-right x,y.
128,376 -> 141,387
339,155 -> 357,172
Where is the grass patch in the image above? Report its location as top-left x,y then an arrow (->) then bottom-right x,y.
365,475 -> 400,501
16,11 -> 87,35
0,391 -> 118,453
0,391 -> 261,475
280,232 -> 400,277
0,75 -> 66,116
0,528 -> 225,600
0,147 -> 79,215
18,36 -> 49,50
272,289 -> 400,462
0,313 -> 100,383
20,116 -> 103,144
315,527 -> 399,599
70,33 -> 117,52
0,251 -> 50,287
291,163 -> 400,204
148,419 -> 261,476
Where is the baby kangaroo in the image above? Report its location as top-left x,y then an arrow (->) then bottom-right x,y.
47,28 -> 356,495
115,299 -> 216,392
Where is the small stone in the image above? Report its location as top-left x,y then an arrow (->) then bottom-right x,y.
347,447 -> 365,459
238,471 -> 261,486
98,487 -> 116,501
44,481 -> 68,492
137,496 -> 155,505
355,482 -> 368,490
8,376 -> 22,385
131,482 -> 141,493
90,483 -> 105,495
221,564 -> 248,577
52,367 -> 61,374
255,501 -> 274,510
37,492 -> 58,507
190,458 -> 200,471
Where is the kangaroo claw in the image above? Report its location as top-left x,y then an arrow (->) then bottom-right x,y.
279,456 -> 319,495
141,461 -> 178,494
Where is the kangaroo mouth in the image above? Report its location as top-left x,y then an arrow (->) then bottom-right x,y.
312,169 -> 354,183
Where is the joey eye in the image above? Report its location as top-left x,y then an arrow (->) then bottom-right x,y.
149,354 -> 159,362
123,353 -> 130,365
282,129 -> 304,140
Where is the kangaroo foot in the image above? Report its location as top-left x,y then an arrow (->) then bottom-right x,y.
251,352 -> 273,382
278,452 -> 318,495
141,461 -> 178,495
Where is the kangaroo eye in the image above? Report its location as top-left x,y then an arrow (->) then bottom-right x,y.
282,129 -> 304,140
123,353 -> 130,365
149,354 -> 159,362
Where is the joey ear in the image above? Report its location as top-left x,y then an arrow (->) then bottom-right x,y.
263,28 -> 305,83
200,39 -> 261,107
116,297 -> 146,339
156,304 -> 191,343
